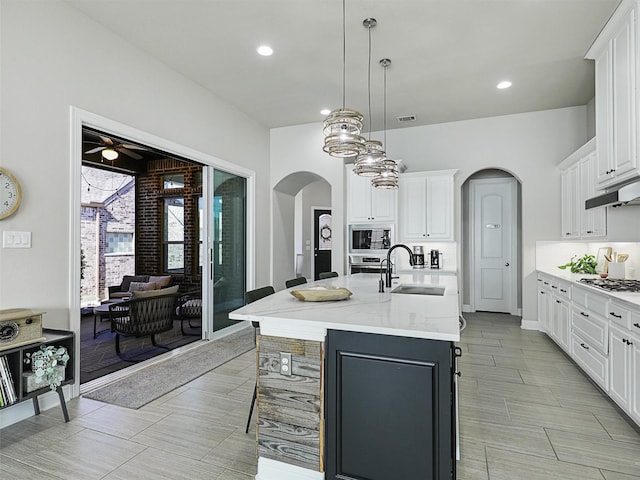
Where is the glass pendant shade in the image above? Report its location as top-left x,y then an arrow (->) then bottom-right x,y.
323,108 -> 365,158
354,140 -> 386,176
372,159 -> 399,189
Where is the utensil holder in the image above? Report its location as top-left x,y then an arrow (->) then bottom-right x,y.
608,262 -> 625,279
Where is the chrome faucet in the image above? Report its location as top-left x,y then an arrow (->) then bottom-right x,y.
385,244 -> 415,288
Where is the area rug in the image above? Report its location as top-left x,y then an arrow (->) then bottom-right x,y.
83,326 -> 254,409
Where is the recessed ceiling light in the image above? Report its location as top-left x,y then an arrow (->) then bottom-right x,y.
257,45 -> 273,56
497,80 -> 512,89
320,109 -> 331,116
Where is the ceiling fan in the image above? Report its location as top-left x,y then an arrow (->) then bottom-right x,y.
84,133 -> 148,161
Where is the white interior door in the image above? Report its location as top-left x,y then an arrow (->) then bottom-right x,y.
471,178 -> 517,314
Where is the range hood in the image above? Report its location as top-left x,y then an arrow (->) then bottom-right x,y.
585,181 -> 640,209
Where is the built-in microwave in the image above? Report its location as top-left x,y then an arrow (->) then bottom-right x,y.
349,224 -> 394,254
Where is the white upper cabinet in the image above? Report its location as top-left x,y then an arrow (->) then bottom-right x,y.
559,139 -> 606,239
398,170 -> 456,242
346,165 -> 397,223
587,1 -> 639,188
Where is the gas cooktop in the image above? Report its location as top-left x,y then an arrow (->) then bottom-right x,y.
578,278 -> 640,293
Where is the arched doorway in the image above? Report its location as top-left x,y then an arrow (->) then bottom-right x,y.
273,172 -> 332,290
462,169 -> 522,317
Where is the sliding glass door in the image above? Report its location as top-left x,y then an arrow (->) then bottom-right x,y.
203,168 -> 247,334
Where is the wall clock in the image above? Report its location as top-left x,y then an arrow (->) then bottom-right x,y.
0,166 -> 22,220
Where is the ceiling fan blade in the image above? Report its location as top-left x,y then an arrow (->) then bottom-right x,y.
98,135 -> 114,146
85,146 -> 106,154
118,147 -> 143,160
121,144 -> 148,151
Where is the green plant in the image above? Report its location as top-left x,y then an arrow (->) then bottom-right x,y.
558,254 -> 598,274
24,345 -> 70,391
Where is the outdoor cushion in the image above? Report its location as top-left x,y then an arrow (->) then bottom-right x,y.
131,285 -> 179,299
149,275 -> 172,288
120,275 -> 149,291
128,281 -> 158,292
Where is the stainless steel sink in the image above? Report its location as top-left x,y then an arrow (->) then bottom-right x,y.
390,284 -> 445,296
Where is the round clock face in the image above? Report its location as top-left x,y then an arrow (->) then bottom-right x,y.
0,167 -> 22,220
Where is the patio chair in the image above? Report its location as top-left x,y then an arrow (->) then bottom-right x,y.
108,289 -> 180,362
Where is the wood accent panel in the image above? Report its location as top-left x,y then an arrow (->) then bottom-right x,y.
257,335 -> 324,472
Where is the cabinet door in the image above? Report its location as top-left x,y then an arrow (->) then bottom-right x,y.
425,174 -> 454,240
611,9 -> 637,180
538,285 -> 552,334
632,338 -> 640,422
556,298 -> 571,352
326,330 -> 454,480
609,325 -> 631,409
347,168 -> 373,223
399,175 -> 427,240
561,164 -> 580,238
595,45 -> 614,186
370,184 -> 396,222
580,153 -> 606,237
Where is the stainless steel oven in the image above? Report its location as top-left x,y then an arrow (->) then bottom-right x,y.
348,224 -> 394,255
349,255 -> 386,274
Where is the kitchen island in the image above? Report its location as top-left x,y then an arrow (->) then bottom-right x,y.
230,273 -> 460,480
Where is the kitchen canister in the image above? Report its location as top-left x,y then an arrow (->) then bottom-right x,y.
608,262 -> 626,279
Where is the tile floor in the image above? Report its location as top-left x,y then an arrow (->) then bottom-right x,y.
1,312 -> 639,479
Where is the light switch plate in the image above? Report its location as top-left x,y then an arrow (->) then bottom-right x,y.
2,231 -> 31,248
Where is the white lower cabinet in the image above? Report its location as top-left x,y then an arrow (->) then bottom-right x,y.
572,333 -> 609,390
538,273 -> 640,426
552,296 -> 571,352
632,339 -> 640,423
609,324 -> 633,408
537,274 -> 552,334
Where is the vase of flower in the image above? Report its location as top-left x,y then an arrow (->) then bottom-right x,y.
24,345 -> 69,392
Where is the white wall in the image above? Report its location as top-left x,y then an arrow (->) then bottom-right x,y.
271,107 -> 589,325
270,124 -> 346,280
0,0 -> 271,330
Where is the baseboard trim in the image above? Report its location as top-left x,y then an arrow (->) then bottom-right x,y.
462,304 -> 472,313
255,457 -> 324,480
520,319 -> 540,331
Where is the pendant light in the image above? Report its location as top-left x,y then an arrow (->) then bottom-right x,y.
323,0 -> 365,158
372,58 -> 399,189
354,18 -> 386,177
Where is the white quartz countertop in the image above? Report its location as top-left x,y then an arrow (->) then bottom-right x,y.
230,273 -> 460,342
537,268 -> 640,307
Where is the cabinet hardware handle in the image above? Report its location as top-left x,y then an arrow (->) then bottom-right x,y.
455,371 -> 462,377
426,233 -> 430,236
552,285 -> 557,289
629,340 -> 634,346
609,312 -> 622,319
537,279 -> 542,282
586,230 -> 593,234
622,338 -> 628,344
580,343 -> 589,350
560,289 -> 567,293
540,291 -> 546,295
544,282 -> 549,285
556,300 -> 561,304
633,323 -> 640,329
505,262 -> 510,267
580,312 -> 589,317
565,232 -> 571,236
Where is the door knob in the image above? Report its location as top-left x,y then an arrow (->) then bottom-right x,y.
505,262 -> 510,267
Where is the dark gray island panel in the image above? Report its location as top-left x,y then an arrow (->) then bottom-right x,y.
326,330 -> 455,480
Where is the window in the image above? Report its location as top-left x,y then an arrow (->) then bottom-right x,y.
163,197 -> 185,273
163,174 -> 184,189
106,232 -> 134,254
